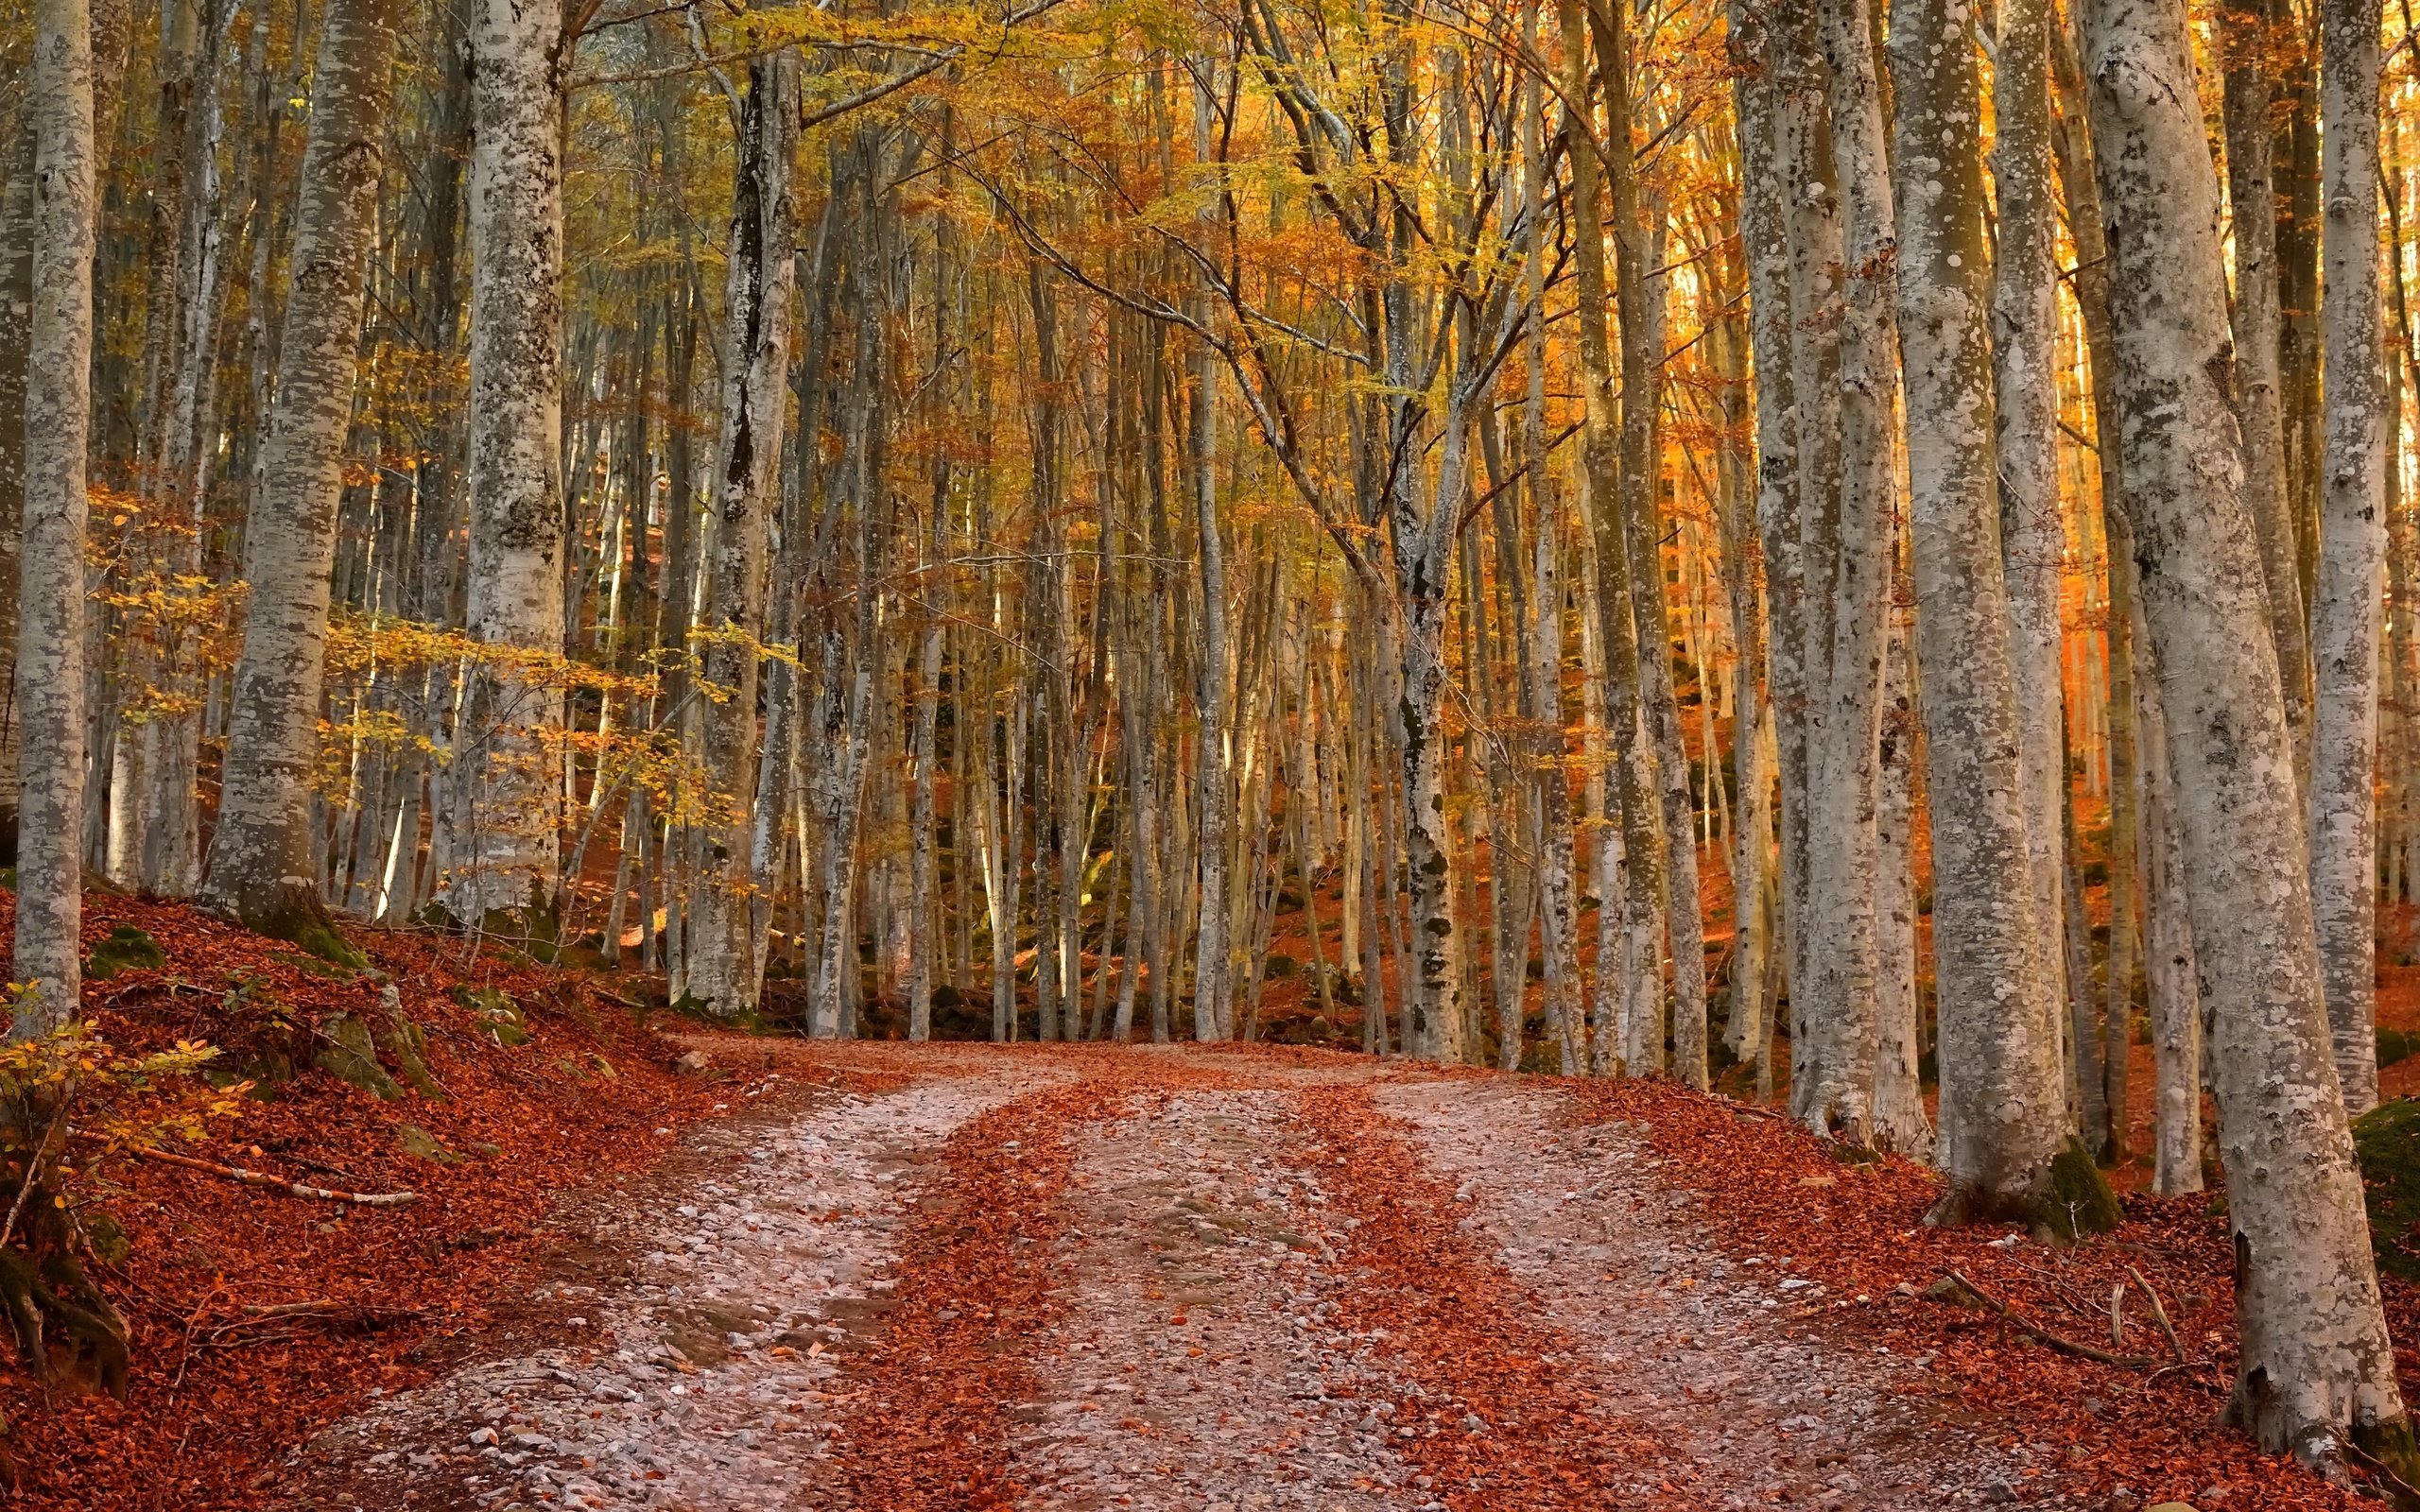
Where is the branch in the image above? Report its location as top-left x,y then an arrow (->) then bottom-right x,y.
2124,1265 -> 2188,1365
1935,1269 -> 2153,1369
130,1146 -> 420,1207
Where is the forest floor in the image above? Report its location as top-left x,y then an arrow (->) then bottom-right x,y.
264,1040 -> 2371,1512
6,892 -> 2406,1511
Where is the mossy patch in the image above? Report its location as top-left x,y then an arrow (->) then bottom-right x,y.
2380,1028 -> 2420,1072
314,1012 -> 403,1100
2356,1096 -> 2420,1283
391,1123 -> 460,1165
2040,1136 -> 2123,1241
452,986 -> 530,1047
83,926 -> 164,982
375,987 -> 446,1100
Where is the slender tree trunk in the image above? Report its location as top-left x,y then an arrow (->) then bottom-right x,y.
2308,0 -> 2387,1115
199,0 -> 401,944
441,0 -> 567,931
2222,0 -> 2318,797
1994,0 -> 2074,1133
687,53 -> 799,1019
1569,0 -> 1668,1078
1889,0 -> 2066,1215
2081,0 -> 2414,1465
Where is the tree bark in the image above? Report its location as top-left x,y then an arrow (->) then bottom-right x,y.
1889,0 -> 2066,1214
441,0 -> 568,932
2308,0 -> 2387,1115
10,0 -> 99,1035
199,0 -> 402,945
2080,0 -> 2413,1466
686,52 -> 799,1019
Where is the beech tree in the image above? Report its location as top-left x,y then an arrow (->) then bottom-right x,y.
2081,0 -> 2413,1468
9,0 -> 2420,1469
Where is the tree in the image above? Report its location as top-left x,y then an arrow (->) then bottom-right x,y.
200,0 -> 404,952
11,0 -> 99,1037
2080,0 -> 2415,1468
441,0 -> 568,933
1887,0 -> 2066,1222
2309,0 -> 2388,1115
685,49 -> 800,1020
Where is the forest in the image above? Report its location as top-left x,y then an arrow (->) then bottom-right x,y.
9,0 -> 2420,1498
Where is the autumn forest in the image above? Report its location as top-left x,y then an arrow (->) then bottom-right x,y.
9,0 -> 2420,1497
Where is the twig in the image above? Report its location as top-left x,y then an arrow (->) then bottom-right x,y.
2124,1265 -> 2189,1365
1936,1269 -> 2156,1369
130,1147 -> 417,1207
205,1299 -> 422,1344
236,1298 -> 420,1321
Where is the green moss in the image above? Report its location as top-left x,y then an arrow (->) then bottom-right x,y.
83,925 -> 164,982
391,1123 -> 460,1165
2353,1412 -> 2420,1508
314,1012 -> 404,1100
2379,1028 -> 2420,1072
80,1212 -> 130,1267
452,986 -> 531,1046
376,991 -> 446,1100
2356,1097 -> 2420,1284
2041,1136 -> 2123,1241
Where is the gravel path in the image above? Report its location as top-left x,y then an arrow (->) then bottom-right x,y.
1378,1076 -> 2048,1509
293,1064 -> 1058,1510
292,1047 -> 2082,1511
1007,1088 -> 1416,1511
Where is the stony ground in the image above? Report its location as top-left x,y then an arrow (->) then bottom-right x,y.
286,1044 -> 2087,1511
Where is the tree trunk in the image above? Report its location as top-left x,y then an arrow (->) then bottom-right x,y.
11,0 -> 99,1035
2221,0 -> 2318,798
2308,0 -> 2387,1115
1994,0 -> 2074,1138
2080,0 -> 2414,1466
1888,0 -> 2066,1215
199,0 -> 401,947
441,0 -> 567,932
686,53 -> 799,1019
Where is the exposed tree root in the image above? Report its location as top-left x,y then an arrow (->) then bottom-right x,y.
0,1190 -> 130,1400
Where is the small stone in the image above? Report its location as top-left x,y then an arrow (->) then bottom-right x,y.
673,1051 -> 714,1076
468,1428 -> 499,1448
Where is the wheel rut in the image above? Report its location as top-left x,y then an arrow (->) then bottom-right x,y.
289,1047 -> 2075,1511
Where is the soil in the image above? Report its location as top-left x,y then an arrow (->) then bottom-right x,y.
262,1042 -> 2372,1512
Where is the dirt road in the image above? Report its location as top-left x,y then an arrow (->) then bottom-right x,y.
290,1043 -> 2061,1511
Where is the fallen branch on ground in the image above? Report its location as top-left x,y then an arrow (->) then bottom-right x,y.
130,1147 -> 417,1207
1935,1268 -> 2156,1369
2125,1265 -> 2188,1365
204,1297 -> 423,1345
